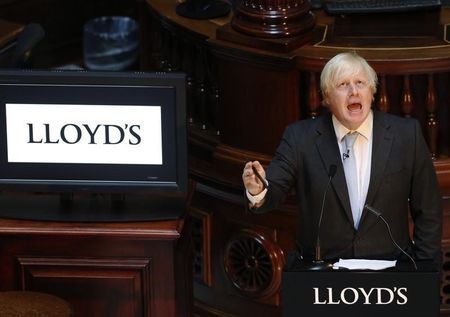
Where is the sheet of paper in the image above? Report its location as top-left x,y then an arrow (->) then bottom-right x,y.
333,259 -> 396,270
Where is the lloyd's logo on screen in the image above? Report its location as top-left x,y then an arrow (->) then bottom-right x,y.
5,103 -> 163,165
312,286 -> 408,306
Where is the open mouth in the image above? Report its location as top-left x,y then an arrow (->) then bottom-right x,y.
347,103 -> 362,111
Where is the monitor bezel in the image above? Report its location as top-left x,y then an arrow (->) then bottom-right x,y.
0,69 -> 187,194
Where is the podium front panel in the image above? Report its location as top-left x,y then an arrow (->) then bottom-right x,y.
282,269 -> 440,317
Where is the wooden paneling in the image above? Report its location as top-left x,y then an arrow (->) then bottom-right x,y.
18,257 -> 151,317
0,215 -> 192,317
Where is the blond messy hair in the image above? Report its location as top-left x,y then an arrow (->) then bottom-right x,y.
320,52 -> 378,99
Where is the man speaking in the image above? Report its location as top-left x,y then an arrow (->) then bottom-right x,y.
242,52 -> 442,265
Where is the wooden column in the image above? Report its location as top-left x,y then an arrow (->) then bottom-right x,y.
401,75 -> 414,118
231,0 -> 315,38
217,0 -> 316,52
377,75 -> 390,113
307,71 -> 321,119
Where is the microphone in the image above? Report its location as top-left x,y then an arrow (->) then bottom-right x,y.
302,164 -> 337,270
343,150 -> 349,161
364,204 -> 417,270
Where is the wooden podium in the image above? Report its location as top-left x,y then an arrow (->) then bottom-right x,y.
0,193 -> 192,317
282,260 -> 440,317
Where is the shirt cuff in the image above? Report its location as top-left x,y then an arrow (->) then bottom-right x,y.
246,187 -> 268,206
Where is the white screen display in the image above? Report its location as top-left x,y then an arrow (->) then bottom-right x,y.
6,103 -> 163,165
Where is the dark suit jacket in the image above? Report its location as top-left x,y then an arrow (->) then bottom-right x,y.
253,110 -> 442,261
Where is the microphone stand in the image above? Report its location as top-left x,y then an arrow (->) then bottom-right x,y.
364,204 -> 418,271
299,165 -> 336,271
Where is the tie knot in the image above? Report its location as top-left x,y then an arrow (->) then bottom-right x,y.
344,132 -> 359,149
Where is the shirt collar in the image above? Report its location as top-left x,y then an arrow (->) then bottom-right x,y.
332,110 -> 373,143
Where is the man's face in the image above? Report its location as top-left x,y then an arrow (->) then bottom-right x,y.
324,69 -> 374,130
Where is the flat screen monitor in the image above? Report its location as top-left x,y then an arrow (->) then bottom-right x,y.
0,70 -> 187,195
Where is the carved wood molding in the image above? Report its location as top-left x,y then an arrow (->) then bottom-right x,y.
223,229 -> 284,301
16,256 -> 153,316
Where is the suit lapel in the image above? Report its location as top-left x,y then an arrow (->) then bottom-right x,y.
315,115 -> 355,226
358,111 -> 394,234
